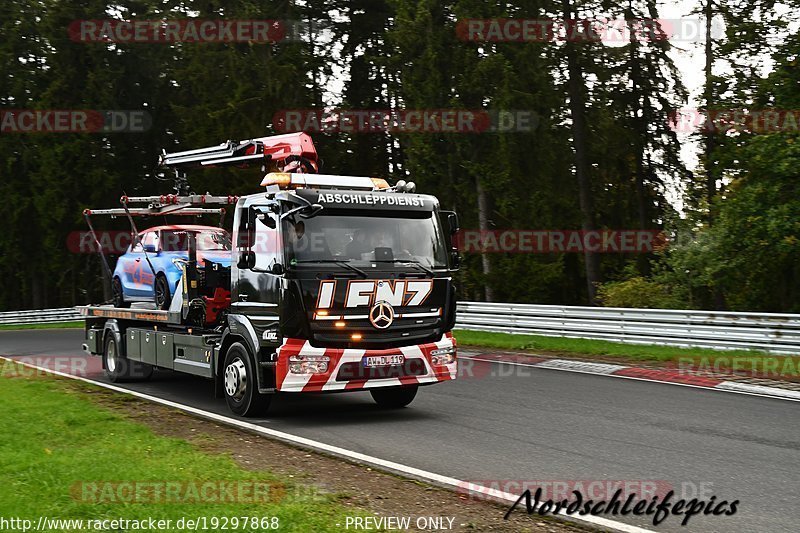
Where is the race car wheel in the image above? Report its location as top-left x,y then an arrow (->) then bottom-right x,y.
112,277 -> 129,308
223,342 -> 271,417
154,274 -> 171,310
370,385 -> 418,409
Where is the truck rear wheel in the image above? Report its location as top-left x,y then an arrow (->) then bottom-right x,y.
223,342 -> 271,417
370,385 -> 418,409
103,332 -> 153,382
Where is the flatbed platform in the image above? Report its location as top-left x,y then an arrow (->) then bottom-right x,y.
76,305 -> 183,325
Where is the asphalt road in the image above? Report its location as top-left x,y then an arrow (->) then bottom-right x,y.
2,329 -> 798,533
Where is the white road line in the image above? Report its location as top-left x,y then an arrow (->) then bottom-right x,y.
462,355 -> 800,403
1,355 -> 653,533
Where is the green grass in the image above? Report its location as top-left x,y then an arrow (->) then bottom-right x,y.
0,363 -> 380,532
0,321 -> 83,331
454,329 -> 800,378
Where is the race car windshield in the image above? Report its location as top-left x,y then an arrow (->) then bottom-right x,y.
161,230 -> 231,252
282,212 -> 447,268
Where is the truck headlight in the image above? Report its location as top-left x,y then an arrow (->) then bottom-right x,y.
288,355 -> 330,374
430,346 -> 456,365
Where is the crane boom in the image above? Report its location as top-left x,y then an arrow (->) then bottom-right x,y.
159,131 -> 319,173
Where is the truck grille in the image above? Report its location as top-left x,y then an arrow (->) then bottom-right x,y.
310,314 -> 442,349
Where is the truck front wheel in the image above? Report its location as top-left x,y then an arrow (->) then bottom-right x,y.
223,342 -> 271,417
370,385 -> 418,409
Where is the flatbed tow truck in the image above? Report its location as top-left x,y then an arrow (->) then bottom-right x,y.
79,133 -> 460,416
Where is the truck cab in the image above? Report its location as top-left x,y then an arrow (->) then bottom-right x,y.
221,174 -> 459,414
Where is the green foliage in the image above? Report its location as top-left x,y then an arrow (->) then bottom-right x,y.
596,276 -> 687,309
639,32 -> 800,312
702,135 -> 800,311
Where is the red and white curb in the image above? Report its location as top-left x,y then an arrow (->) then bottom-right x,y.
461,352 -> 800,402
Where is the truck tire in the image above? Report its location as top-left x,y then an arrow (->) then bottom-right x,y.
223,342 -> 271,417
112,277 -> 130,308
154,274 -> 171,310
370,385 -> 418,409
103,332 -> 153,382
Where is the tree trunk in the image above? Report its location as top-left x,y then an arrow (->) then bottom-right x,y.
704,0 -> 717,221
704,0 -> 726,309
562,0 -> 601,304
628,10 -> 650,276
475,179 -> 493,301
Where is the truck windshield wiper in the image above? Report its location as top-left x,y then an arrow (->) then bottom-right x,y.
293,259 -> 367,278
374,259 -> 434,276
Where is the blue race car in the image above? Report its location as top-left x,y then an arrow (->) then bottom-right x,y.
112,225 -> 232,309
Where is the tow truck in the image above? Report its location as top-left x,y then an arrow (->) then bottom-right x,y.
79,132 -> 460,416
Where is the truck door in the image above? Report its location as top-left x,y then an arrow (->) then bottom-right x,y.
233,206 -> 282,309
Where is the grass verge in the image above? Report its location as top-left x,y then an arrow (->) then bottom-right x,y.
455,329 -> 800,379
0,321 -> 83,331
0,361 -> 377,532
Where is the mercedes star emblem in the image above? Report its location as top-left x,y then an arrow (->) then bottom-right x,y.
369,300 -> 395,329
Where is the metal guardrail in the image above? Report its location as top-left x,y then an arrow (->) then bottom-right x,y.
456,302 -> 800,354
0,308 -> 83,326
2,304 -> 799,354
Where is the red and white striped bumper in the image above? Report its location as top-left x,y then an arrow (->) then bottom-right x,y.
276,333 -> 457,392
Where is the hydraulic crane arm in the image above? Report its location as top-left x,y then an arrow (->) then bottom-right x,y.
159,132 -> 319,174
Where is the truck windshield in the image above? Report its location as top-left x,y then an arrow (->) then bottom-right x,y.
283,212 -> 447,268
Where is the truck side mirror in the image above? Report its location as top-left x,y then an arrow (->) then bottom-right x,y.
237,250 -> 256,270
440,211 -> 459,235
258,213 -> 276,229
300,203 -> 324,218
447,212 -> 460,234
450,250 -> 461,270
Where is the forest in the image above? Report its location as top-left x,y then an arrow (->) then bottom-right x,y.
1,0 -> 798,312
